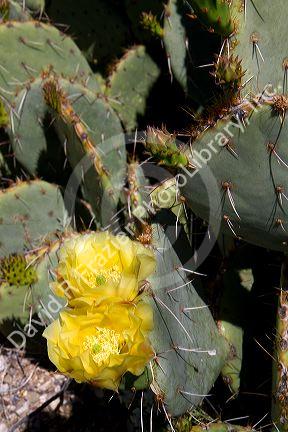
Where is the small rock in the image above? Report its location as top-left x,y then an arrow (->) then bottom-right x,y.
0,422 -> 8,432
27,391 -> 39,405
49,399 -> 60,410
0,384 -> 9,393
0,355 -> 6,373
16,400 -> 29,416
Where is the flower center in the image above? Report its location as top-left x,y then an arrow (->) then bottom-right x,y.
84,265 -> 121,288
83,327 -> 121,365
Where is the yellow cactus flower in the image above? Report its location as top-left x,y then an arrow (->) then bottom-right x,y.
43,301 -> 154,390
53,232 -> 156,307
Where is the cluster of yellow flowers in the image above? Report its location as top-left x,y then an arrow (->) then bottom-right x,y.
43,232 -> 156,390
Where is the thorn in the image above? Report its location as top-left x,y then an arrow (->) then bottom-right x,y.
153,294 -> 195,346
140,391 -> 144,432
179,389 -> 211,398
252,412 -> 269,429
222,182 -> 241,219
240,74 -> 254,89
176,266 -> 207,277
254,338 -> 277,363
0,86 -> 14,96
166,279 -> 191,294
223,140 -> 238,159
175,345 -> 216,356
175,203 -> 181,238
14,136 -> 23,151
150,404 -> 153,432
63,138 -> 67,156
255,43 -> 265,63
268,143 -> 288,169
275,219 -> 286,233
224,415 -> 250,423
21,62 -> 38,76
182,305 -> 209,312
9,109 -> 15,134
161,403 -> 175,432
196,63 -> 214,69
19,36 -> 44,49
74,63 -> 80,76
223,215 -> 238,237
17,89 -> 28,116
167,54 -> 173,83
47,38 -> 64,55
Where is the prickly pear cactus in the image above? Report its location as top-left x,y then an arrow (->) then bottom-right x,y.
0,20 -> 98,99
0,180 -> 68,332
0,180 -> 68,256
7,75 -> 126,221
106,45 -> 160,132
170,102 -> 288,252
218,252 -> 254,394
272,255 -> 288,431
146,222 -> 229,416
0,243 -> 65,330
233,0 -> 287,96
163,0 -> 223,103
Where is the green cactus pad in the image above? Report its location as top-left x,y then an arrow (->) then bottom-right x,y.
0,20 -> 99,99
8,76 -> 126,220
163,0 -> 218,103
177,103 -> 288,252
163,0 -> 189,93
45,78 -> 126,221
107,45 -> 160,131
46,0 -> 129,67
0,180 -> 68,257
146,223 -> 228,416
233,0 -> 288,96
218,258 -> 254,394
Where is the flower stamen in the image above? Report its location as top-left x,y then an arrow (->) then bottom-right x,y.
84,266 -> 121,288
83,327 -> 121,365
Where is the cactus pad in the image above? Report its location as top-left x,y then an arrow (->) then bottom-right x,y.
179,103 -> 288,251
146,223 -> 228,416
0,180 -> 68,257
233,0 -> 287,96
0,20 -> 98,99
107,45 -> 160,131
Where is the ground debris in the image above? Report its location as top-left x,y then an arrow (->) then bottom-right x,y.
0,347 -> 71,431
